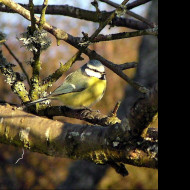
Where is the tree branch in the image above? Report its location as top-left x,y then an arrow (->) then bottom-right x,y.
41,51 -> 82,93
99,0 -> 156,28
37,106 -> 121,126
37,0 -> 132,106
0,2 -> 150,30
127,0 -> 152,10
38,0 -> 48,30
0,83 -> 158,170
0,49 -> 30,103
0,1 -> 155,94
91,26 -> 158,43
128,83 -> 158,136
84,48 -> 149,94
3,42 -> 30,86
0,103 -> 158,169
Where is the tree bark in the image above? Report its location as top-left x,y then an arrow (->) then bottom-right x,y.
0,102 -> 157,168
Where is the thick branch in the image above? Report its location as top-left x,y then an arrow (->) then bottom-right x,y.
128,83 -> 158,136
37,106 -> 121,126
0,84 -> 158,169
31,84 -> 157,128
0,104 -> 157,169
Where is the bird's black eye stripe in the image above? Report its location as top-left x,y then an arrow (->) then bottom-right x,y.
86,66 -> 105,75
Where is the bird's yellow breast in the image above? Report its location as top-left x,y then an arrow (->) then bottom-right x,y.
56,77 -> 106,109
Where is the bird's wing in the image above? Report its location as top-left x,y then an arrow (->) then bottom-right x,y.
50,82 -> 85,97
49,70 -> 88,97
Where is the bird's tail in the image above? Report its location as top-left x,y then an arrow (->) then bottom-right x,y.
25,97 -> 49,107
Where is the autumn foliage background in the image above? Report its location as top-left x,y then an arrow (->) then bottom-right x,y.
0,0 -> 158,189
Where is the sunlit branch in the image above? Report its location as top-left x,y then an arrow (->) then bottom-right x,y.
0,83 -> 158,169
1,0 -> 150,94
91,27 -> 158,43
0,2 -> 149,30
38,0 -> 48,30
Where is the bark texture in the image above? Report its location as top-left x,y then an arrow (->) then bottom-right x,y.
0,103 -> 157,168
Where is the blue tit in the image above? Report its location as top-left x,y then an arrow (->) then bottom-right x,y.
26,60 -> 106,109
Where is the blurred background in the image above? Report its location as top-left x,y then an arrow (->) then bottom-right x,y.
0,0 -> 158,189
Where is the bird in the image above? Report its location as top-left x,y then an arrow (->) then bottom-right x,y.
26,60 -> 106,109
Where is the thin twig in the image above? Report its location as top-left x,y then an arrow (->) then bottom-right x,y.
3,43 -> 30,86
83,0 -> 130,44
38,0 -> 48,30
99,0 -> 156,28
41,51 -> 82,92
118,62 -> 137,70
110,101 -> 121,116
0,50 -> 30,103
127,0 -> 152,10
99,0 -> 118,7
127,10 -> 155,28
91,27 -> 158,43
85,48 -> 149,94
28,0 -> 36,33
28,0 -> 41,102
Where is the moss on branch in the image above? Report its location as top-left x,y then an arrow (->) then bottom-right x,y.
38,0 -> 48,30
0,49 -> 29,103
0,104 -> 158,169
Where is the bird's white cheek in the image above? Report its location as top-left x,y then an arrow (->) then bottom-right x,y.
85,68 -> 101,78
